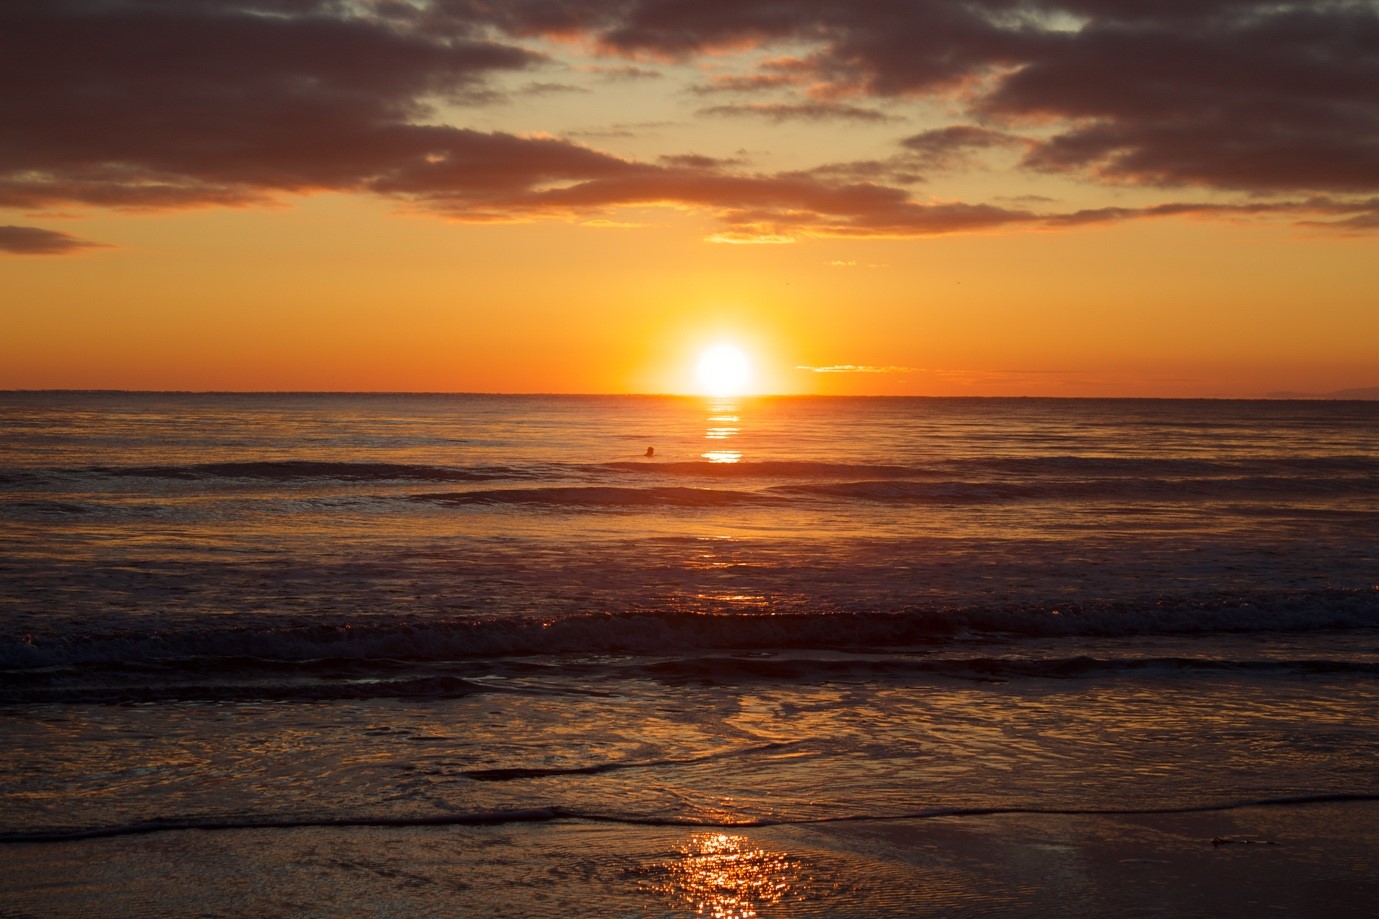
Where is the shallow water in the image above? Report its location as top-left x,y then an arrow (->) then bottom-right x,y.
2,392 -> 1377,913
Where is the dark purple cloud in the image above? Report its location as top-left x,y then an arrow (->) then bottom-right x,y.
1,0 -> 1375,237
437,0 -> 1379,200
690,73 -> 806,94
900,126 -> 1029,170
0,225 -> 106,255
699,102 -> 893,123
0,0 -> 539,207
986,5 -> 1379,194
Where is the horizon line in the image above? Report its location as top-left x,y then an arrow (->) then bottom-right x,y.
4,388 -> 1377,402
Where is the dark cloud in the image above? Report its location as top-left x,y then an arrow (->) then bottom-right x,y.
0,225 -> 107,255
433,0 -> 1379,202
986,4 -> 1379,194
807,159 -> 926,186
468,169 -> 1041,237
587,65 -> 665,81
0,0 -> 540,207
699,102 -> 893,123
690,73 -> 807,94
517,81 -> 590,96
900,126 -> 1029,170
658,153 -> 748,170
1,0 -> 1375,236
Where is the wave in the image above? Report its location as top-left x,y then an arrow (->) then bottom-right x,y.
5,671 -> 430,707
3,499 -> 90,516
88,461 -> 527,483
412,485 -> 777,508
599,460 -> 920,478
4,456 -> 1374,515
460,741 -> 800,782
628,654 -> 1379,685
11,653 -> 1378,705
771,475 -> 1379,503
7,591 -> 1377,667
603,455 -> 1379,480
12,653 -> 1378,705
771,480 -> 1032,502
5,454 -> 1373,487
4,590 -> 1377,702
7,793 -> 1379,844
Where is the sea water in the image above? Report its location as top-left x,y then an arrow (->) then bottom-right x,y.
1,392 -> 1377,916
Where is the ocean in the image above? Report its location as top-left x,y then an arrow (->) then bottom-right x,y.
2,392 -> 1377,917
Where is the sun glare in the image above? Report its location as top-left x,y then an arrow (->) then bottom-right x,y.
695,344 -> 752,396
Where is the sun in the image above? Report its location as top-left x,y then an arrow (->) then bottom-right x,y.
695,344 -> 752,397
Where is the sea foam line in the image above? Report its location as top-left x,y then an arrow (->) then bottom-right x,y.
6,793 -> 1379,844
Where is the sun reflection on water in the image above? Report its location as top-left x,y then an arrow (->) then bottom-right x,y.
703,399 -> 743,463
648,833 -> 802,919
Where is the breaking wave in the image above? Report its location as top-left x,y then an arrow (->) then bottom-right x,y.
4,590 -> 1377,703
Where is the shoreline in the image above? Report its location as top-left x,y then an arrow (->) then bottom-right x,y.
3,800 -> 1376,917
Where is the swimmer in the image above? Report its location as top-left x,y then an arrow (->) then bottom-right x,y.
644,446 -> 655,457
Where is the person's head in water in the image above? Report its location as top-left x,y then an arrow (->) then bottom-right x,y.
645,446 -> 655,457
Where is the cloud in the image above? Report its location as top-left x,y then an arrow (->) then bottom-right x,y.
0,225 -> 107,255
658,153 -> 748,170
441,0 -> 1379,201
585,65 -> 665,81
436,167 -> 1039,238
985,4 -> 1379,194
899,126 -> 1029,170
699,102 -> 893,123
517,81 -> 589,96
2,0 -> 1375,236
706,231 -> 796,244
690,73 -> 809,94
581,218 -> 649,229
0,0 -> 540,208
797,364 -> 920,374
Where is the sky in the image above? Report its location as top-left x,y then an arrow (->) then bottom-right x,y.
2,0 -> 1376,396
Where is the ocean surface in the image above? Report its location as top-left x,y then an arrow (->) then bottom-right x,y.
2,392 -> 1378,916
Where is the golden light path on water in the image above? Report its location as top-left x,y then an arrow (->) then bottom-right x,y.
703,399 -> 742,463
646,833 -> 804,919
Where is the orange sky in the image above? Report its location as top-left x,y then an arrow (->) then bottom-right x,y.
2,1 -> 1376,397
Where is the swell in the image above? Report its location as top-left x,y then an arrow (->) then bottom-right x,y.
7,645 -> 1379,705
630,654 -> 1379,685
89,461 -> 526,483
0,674 -> 497,705
599,460 -> 920,478
412,485 -> 777,508
602,456 -> 1379,479
770,474 -> 1379,503
5,457 -> 1374,513
4,454 -> 1373,488
6,591 -> 1378,675
7,793 -> 1378,844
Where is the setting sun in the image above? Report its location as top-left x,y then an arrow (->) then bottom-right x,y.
695,344 -> 752,396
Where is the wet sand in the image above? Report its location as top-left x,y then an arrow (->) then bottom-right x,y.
2,800 -> 1376,917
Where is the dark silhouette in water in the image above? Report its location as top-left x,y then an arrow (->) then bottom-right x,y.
644,447 -> 655,457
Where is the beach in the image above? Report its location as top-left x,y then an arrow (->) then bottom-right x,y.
4,803 -> 1378,917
